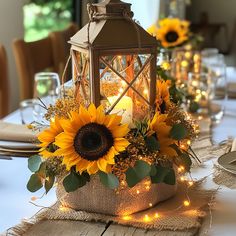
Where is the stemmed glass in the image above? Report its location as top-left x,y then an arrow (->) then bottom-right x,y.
33,72 -> 61,124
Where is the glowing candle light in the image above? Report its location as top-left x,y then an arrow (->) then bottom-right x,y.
107,95 -> 133,125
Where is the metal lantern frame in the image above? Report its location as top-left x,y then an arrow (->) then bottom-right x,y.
69,0 -> 158,117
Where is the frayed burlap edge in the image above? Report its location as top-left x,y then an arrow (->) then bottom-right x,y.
2,179 -> 217,236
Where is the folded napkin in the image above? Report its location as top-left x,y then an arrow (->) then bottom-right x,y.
228,82 -> 236,98
0,121 -> 38,143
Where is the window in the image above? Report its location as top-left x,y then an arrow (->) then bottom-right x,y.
24,0 -> 72,42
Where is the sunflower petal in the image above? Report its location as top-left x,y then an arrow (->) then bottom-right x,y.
97,158 -> 108,173
111,124 -> 129,138
87,162 -> 99,175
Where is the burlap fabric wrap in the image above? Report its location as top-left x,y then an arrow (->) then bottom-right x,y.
57,175 -> 177,216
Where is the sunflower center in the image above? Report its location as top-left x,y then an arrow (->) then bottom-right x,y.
74,123 -> 114,161
165,31 -> 179,43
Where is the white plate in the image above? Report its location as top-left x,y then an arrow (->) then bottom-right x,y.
217,151 -> 236,175
0,140 -> 38,150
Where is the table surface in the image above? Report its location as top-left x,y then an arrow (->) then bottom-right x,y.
1,68 -> 236,235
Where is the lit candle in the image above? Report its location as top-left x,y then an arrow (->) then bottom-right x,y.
107,95 -> 133,125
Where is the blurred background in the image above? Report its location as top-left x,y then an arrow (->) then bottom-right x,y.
0,0 -> 236,112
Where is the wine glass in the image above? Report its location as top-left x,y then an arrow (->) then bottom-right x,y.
208,59 -> 227,122
33,72 -> 60,123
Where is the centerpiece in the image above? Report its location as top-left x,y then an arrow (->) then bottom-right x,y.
27,0 -> 198,217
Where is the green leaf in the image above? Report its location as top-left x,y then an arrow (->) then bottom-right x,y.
163,168 -> 176,185
180,153 -> 192,172
37,162 -> 46,179
27,173 -> 43,192
45,175 -> 55,194
150,165 -> 157,176
145,136 -> 160,152
170,124 -> 188,141
189,101 -> 200,113
63,171 -> 87,193
126,160 -> 151,188
28,155 -> 42,172
99,172 -> 119,189
150,165 -> 176,185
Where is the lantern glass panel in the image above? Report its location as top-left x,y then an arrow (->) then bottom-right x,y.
72,50 -> 90,106
99,53 -> 152,123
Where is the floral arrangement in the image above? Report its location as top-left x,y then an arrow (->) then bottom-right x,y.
27,80 -> 199,194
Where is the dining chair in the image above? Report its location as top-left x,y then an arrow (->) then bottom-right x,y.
12,37 -> 61,100
0,44 -> 9,118
49,23 -> 79,80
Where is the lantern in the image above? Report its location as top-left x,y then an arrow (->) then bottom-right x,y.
69,0 -> 157,124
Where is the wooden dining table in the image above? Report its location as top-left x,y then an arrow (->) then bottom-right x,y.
1,68 -> 236,235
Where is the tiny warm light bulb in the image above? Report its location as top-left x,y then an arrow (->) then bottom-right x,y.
181,60 -> 188,67
188,181 -> 194,187
154,213 -> 160,218
145,185 -> 150,190
59,205 -> 68,212
149,203 -> 153,207
136,190 -> 140,194
187,140 -> 191,146
198,115 -> 203,120
31,196 -> 38,201
144,89 -> 148,95
184,200 -> 190,207
180,176 -> 185,182
122,215 -> 132,221
143,214 -> 151,222
161,61 -> 171,70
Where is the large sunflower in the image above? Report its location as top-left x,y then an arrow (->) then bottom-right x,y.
156,80 -> 171,113
55,104 -> 130,175
156,18 -> 189,48
148,113 -> 177,157
38,117 -> 63,158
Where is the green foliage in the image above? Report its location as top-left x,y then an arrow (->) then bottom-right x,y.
27,173 -> 43,192
144,136 -> 160,152
150,165 -> 176,185
28,155 -> 42,172
126,160 -> 151,187
63,171 -> 89,193
134,118 -> 149,137
99,172 -> 119,189
189,101 -> 200,113
24,0 -> 72,41
45,175 -> 55,193
170,124 -> 188,141
179,153 -> 192,172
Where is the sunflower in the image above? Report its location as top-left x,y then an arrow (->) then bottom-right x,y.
148,113 -> 177,157
55,104 -> 130,175
156,18 -> 189,48
38,117 -> 63,158
156,80 -> 171,113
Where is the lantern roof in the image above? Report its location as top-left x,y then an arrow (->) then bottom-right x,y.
69,0 -> 157,50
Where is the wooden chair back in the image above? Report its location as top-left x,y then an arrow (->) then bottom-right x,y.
12,37 -> 60,100
49,23 -> 79,80
0,44 -> 9,118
